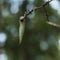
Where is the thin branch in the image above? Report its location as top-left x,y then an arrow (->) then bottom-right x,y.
20,0 -> 60,28
43,6 -> 49,21
23,0 -> 52,17
46,21 -> 60,28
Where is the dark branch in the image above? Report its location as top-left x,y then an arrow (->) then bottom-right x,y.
20,0 -> 60,28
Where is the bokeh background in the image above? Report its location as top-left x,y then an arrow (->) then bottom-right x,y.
0,0 -> 60,60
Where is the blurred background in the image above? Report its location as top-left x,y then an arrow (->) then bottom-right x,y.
0,0 -> 60,60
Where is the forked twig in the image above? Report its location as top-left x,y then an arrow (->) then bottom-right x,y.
20,0 -> 60,28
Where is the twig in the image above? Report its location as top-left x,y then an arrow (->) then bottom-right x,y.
46,21 -> 60,28
20,0 -> 60,28
23,0 -> 52,17
43,6 -> 49,21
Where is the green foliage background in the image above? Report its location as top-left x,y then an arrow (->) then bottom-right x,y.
0,0 -> 60,60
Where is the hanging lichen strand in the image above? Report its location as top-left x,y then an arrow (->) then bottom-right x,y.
19,16 -> 25,44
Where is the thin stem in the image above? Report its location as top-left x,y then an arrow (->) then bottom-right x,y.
46,21 -> 60,28
19,0 -> 60,28
23,0 -> 52,17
